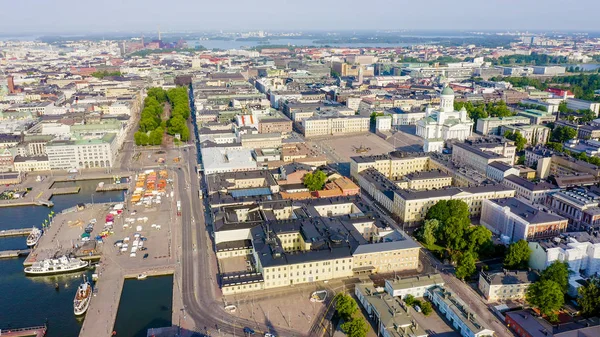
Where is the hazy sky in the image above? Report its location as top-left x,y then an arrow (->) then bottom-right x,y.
1,0 -> 598,34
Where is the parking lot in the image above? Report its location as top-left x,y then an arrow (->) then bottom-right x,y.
28,169 -> 177,271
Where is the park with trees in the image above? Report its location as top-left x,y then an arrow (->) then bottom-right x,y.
453,100 -> 514,125
415,200 -> 497,280
134,86 -> 191,146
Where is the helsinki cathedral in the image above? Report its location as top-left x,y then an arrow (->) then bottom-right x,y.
415,85 -> 474,152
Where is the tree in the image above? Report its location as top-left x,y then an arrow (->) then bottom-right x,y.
578,277 -> 600,317
504,240 -> 531,269
455,251 -> 477,280
546,142 -> 563,152
148,127 -> 164,146
504,131 -> 527,151
551,126 -> 577,143
426,200 -> 451,224
134,131 -> 149,146
369,111 -> 384,126
420,301 -> 433,316
335,293 -> 358,321
440,216 -> 468,252
341,318 -> 368,337
526,280 -> 564,317
540,261 -> 570,294
467,226 -> 492,256
417,219 -> 440,246
403,294 -> 415,306
303,170 -> 327,191
558,101 -> 569,113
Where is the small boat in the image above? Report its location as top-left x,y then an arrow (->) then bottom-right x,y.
92,273 -> 99,281
26,227 -> 42,247
137,273 -> 147,280
73,277 -> 92,316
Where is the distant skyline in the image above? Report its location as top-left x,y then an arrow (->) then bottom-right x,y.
1,0 -> 599,34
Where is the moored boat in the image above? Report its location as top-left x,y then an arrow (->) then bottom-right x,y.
26,227 -> 42,247
24,256 -> 89,276
74,277 -> 92,315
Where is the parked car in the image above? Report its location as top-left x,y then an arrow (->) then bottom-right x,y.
243,327 -> 255,335
143,253 -> 149,259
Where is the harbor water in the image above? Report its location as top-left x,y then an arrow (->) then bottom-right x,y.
0,179 -> 124,336
112,275 -> 173,337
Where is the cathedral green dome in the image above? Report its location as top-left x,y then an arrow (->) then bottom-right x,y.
441,85 -> 454,95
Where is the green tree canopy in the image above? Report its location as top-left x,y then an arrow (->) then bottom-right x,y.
341,318 -> 369,337
440,216 -> 468,252
303,170 -> 327,191
335,293 -> 358,321
403,294 -> 415,306
420,301 -> 433,316
578,277 -> 600,317
455,251 -> 477,280
467,226 -> 492,257
551,126 -> 577,143
540,261 -> 570,294
134,131 -> 149,146
417,219 -> 440,247
526,280 -> 564,318
504,130 -> 527,152
504,240 -> 531,269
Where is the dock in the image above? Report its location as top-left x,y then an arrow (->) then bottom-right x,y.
96,183 -> 128,192
0,249 -> 31,259
0,325 -> 47,337
0,228 -> 32,237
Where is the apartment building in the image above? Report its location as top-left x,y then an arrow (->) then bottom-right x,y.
476,116 -> 531,135
550,155 -> 600,178
566,98 -> 600,115
395,170 -> 453,190
13,155 -> 50,172
301,114 -> 369,138
350,152 -> 431,180
240,133 -> 282,149
427,286 -> 495,337
480,197 -> 568,243
214,195 -> 421,294
452,142 -> 514,173
393,185 -> 515,225
506,310 -> 600,337
257,116 -> 292,134
478,270 -> 538,302
502,174 -> 561,205
384,273 -> 445,299
500,124 -> 550,145
546,188 -> 600,229
45,133 -> 117,170
355,283 -> 428,337
200,148 -> 258,174
528,232 -> 600,277
486,162 -> 520,182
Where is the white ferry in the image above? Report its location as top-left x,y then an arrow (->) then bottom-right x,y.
24,256 -> 89,276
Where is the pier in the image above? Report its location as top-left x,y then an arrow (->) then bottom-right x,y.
0,325 -> 47,337
0,249 -> 31,259
0,228 -> 32,237
95,183 -> 128,192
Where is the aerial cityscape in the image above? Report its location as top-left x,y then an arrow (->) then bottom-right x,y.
2,2 -> 600,337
